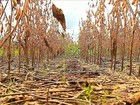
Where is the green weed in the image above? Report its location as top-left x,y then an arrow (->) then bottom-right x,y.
79,83 -> 94,104
14,49 -> 19,56
0,48 -> 3,57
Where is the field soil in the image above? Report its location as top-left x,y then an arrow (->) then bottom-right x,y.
0,57 -> 140,105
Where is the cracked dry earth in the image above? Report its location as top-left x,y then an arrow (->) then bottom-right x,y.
0,58 -> 140,105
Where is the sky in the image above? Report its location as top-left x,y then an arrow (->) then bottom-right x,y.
52,0 -> 91,41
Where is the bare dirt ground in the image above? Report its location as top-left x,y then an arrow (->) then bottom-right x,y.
0,58 -> 140,105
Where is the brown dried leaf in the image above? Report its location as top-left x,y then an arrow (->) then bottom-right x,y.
52,4 -> 66,31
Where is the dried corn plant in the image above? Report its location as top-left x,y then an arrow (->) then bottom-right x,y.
0,0 -> 73,81
78,0 -> 140,75
79,0 -> 107,64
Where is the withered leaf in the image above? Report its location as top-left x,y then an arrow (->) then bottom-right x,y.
52,4 -> 66,31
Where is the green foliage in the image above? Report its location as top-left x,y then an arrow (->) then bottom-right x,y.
62,62 -> 67,69
79,83 -> 94,104
82,84 -> 93,99
14,49 -> 19,56
65,43 -> 80,57
11,49 -> 19,56
0,48 -> 3,57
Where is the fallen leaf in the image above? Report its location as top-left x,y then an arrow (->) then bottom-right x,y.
52,4 -> 66,31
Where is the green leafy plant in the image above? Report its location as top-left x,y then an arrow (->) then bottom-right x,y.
79,83 -> 94,104
0,48 -> 3,57
84,84 -> 93,99
65,43 -> 80,57
14,49 -> 19,56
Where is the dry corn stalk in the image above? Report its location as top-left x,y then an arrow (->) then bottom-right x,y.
132,0 -> 138,5
0,6 -> 4,16
23,10 -> 29,19
17,0 -> 20,4
15,7 -> 22,20
26,0 -> 31,10
108,0 -> 114,4
12,0 -> 20,6
12,0 -> 17,6
122,0 -> 126,9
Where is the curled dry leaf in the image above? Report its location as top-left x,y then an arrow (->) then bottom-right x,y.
52,4 -> 66,31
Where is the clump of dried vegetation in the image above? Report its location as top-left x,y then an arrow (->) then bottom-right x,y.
0,0 -> 73,81
79,0 -> 140,75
